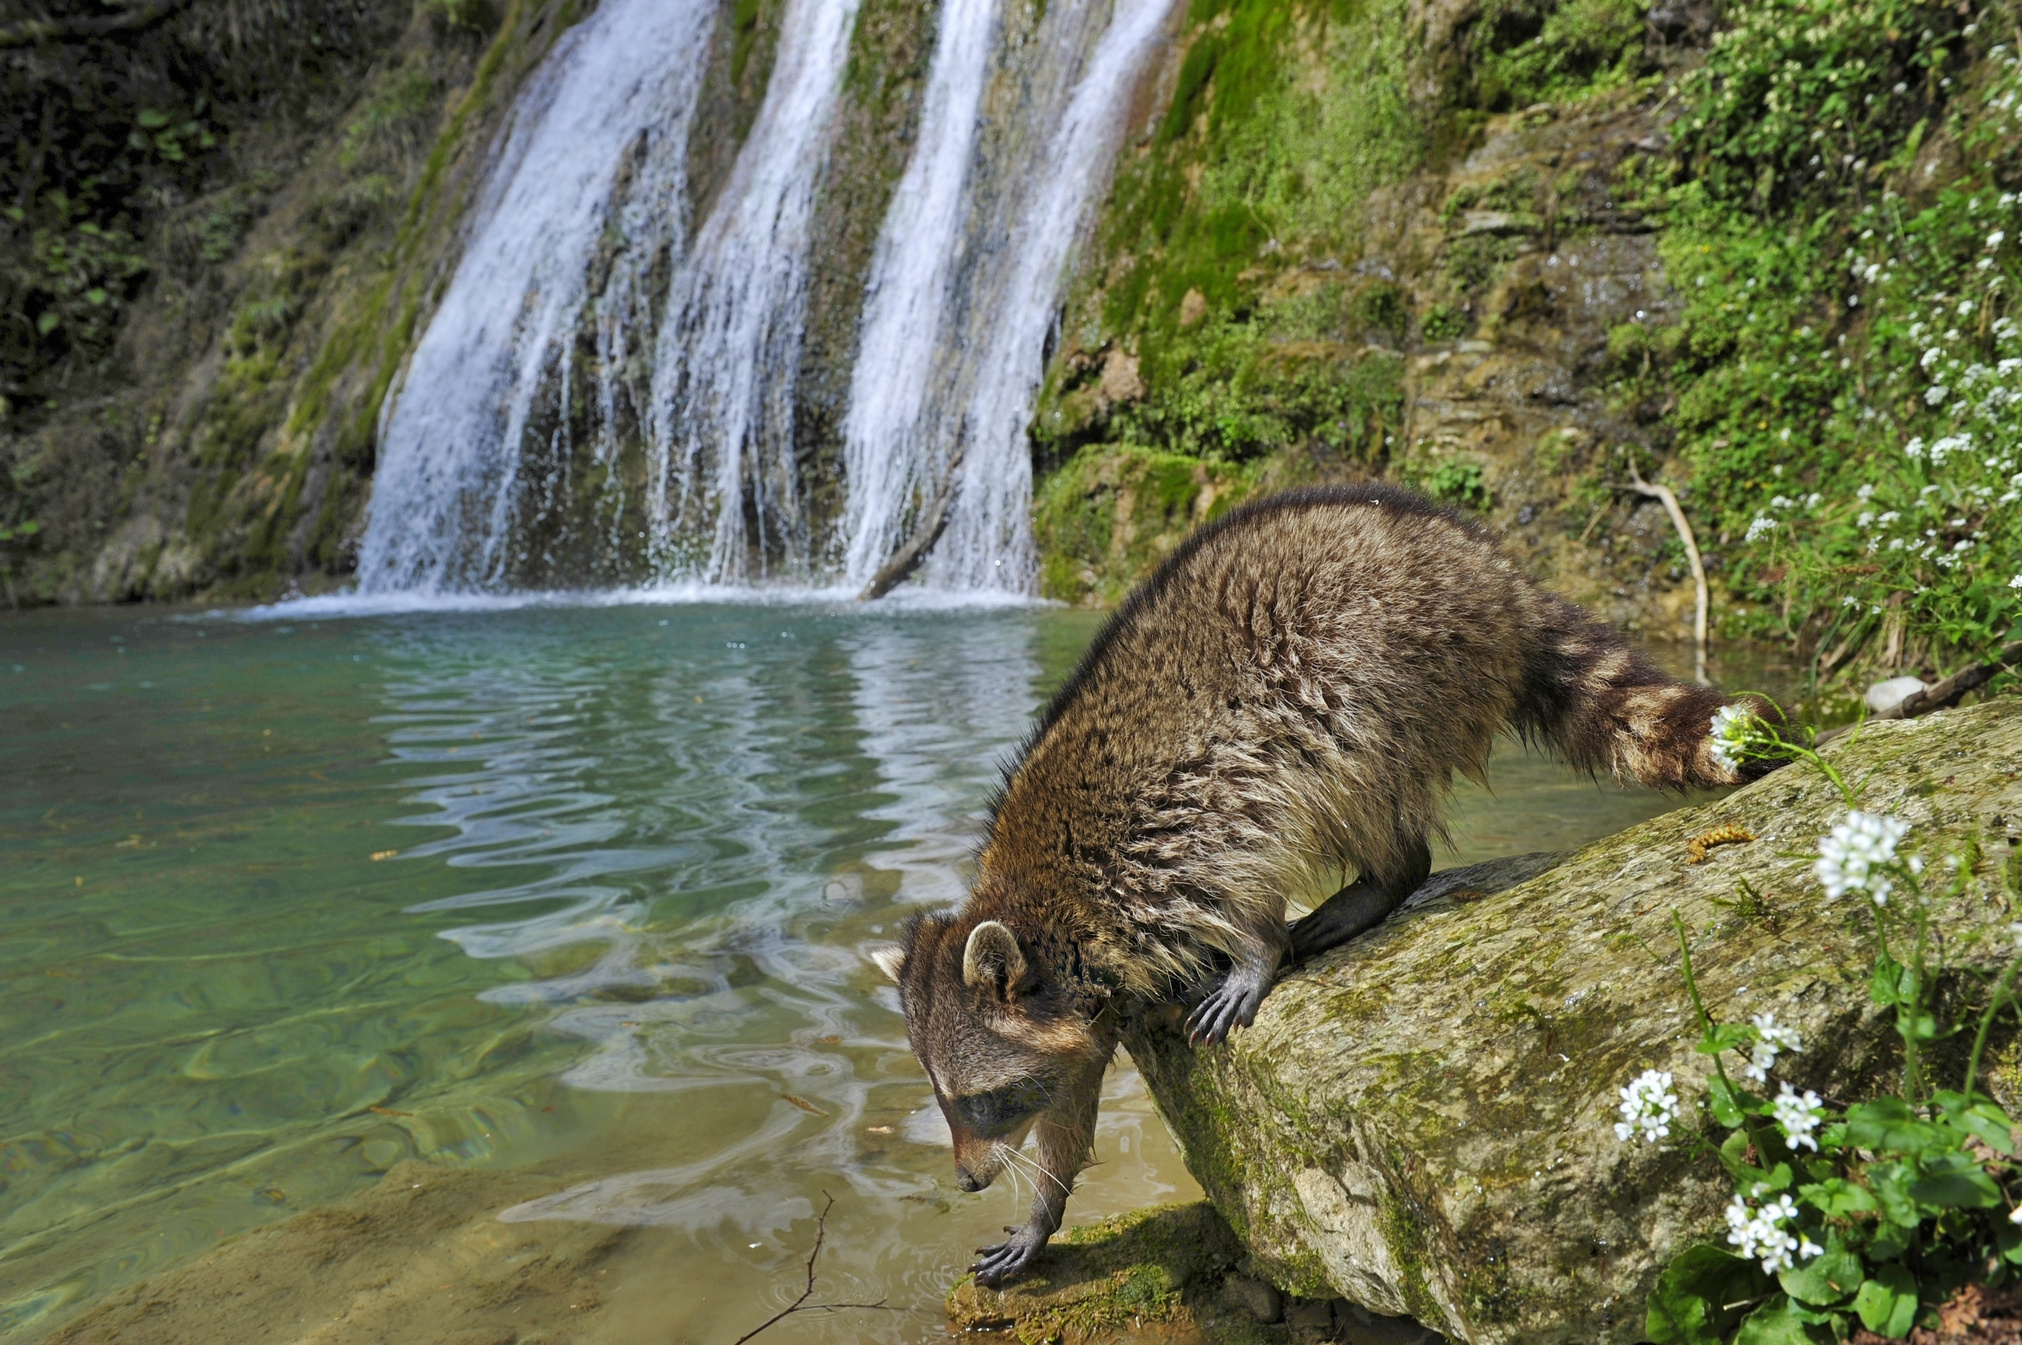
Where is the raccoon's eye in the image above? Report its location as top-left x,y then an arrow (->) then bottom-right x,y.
951,1078 -> 1050,1139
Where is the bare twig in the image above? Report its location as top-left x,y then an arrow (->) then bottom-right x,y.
730,1192 -> 911,1345
859,444 -> 964,601
1611,462 -> 1710,684
1816,641 -> 2022,745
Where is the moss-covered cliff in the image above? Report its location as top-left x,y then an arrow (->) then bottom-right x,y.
1037,0 -> 2022,699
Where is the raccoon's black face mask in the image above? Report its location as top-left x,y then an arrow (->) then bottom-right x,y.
870,917 -> 1102,1191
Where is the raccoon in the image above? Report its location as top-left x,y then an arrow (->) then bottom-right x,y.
869,484 -> 1771,1286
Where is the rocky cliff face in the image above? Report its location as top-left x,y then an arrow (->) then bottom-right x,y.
1031,0 -> 1728,642
1120,700 -> 2022,1344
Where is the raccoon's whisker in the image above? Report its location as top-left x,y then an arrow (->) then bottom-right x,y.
1006,1144 -> 1070,1198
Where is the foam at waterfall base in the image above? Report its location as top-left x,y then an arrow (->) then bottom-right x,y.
223,582 -> 1054,621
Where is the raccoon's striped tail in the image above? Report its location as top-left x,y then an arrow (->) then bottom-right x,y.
1515,594 -> 1770,788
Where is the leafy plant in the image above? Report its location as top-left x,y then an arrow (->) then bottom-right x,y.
1422,458 -> 1492,509
1629,710 -> 2022,1342
1632,0 -> 2022,683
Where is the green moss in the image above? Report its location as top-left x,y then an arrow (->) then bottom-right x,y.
1032,444 -> 1261,604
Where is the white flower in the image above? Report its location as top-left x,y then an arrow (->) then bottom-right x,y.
1726,1193 -> 1815,1274
1746,1013 -> 1802,1082
2010,575 -> 2022,589
1772,1083 -> 1826,1151
1815,811 -> 1911,905
1707,704 -> 1761,775
1746,514 -> 1775,542
1927,384 -> 1951,406
2011,1205 -> 2022,1225
1990,230 -> 2008,251
1615,1068 -> 1680,1143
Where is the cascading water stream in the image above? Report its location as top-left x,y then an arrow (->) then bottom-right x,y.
645,0 -> 863,585
923,0 -> 1175,592
835,0 -> 998,588
355,0 -> 1176,598
843,0 -> 1177,596
356,0 -> 716,594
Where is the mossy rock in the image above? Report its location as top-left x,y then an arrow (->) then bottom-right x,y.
1124,699 -> 2022,1345
947,1202 -> 1248,1344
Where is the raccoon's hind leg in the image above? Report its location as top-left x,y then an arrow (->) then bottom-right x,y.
1184,917 -> 1290,1047
1288,834 -> 1432,965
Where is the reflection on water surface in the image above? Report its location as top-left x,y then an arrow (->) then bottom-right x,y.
0,600 -> 1718,1341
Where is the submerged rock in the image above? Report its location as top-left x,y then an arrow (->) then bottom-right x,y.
1122,700 -> 2022,1345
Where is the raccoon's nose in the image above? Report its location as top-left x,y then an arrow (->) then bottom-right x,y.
955,1165 -> 985,1193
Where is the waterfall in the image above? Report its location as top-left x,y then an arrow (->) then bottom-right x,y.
357,0 -> 716,593
355,0 -> 1175,598
902,0 -> 1175,593
836,0 -> 998,589
644,0 -> 863,584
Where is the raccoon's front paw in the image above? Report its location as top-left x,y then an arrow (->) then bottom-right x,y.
973,1222 -> 1049,1286
1184,967 -> 1267,1047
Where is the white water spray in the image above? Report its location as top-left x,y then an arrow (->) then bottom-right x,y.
837,0 -> 999,588
357,0 -> 716,594
645,0 -> 863,584
923,0 -> 1175,592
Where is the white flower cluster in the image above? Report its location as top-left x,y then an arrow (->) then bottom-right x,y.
1615,1069 -> 1680,1144
1725,1191 -> 1822,1274
1706,703 -> 1761,775
1745,1013 -> 1802,1082
1815,810 -> 1910,905
1771,1083 -> 1825,1151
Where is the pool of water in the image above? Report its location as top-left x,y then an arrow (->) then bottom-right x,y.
0,599 -> 1732,1342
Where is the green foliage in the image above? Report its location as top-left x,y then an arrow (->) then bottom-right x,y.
1470,0 -> 1651,111
1090,0 -> 1423,382
1625,0 -> 2022,680
1636,720 -> 2022,1342
1422,302 -> 1471,341
1420,458 -> 1492,510
1100,331 -> 1405,464
1032,444 -> 1258,604
339,59 -> 441,173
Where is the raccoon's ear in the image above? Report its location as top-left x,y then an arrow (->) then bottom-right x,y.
963,920 -> 1038,1002
867,944 -> 906,983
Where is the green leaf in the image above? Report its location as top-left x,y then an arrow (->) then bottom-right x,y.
1933,1095 -> 2017,1155
1736,1295 -> 1828,1345
1710,1075 -> 1750,1127
137,109 -> 171,128
1701,1023 -> 1755,1054
1778,1229 -> 1863,1306
1647,1245 -> 1773,1345
36,312 -> 59,335
1867,1161 -> 1925,1228
1852,1263 -> 1918,1337
1845,1098 -> 1947,1156
17,520 -> 37,536
85,288 -> 106,306
1908,1152 -> 2002,1208
1799,1177 -> 1878,1218
1871,954 -> 1905,1007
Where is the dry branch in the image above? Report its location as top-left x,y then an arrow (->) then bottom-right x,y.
730,1191 -> 910,1345
1815,641 -> 2022,745
1612,462 -> 1709,684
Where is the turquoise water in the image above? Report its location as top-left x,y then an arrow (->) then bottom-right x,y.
0,599 -> 1714,1341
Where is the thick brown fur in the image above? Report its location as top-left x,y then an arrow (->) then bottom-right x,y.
875,484 -> 1766,1285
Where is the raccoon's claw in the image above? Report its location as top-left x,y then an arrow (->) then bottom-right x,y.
1184,969 -> 1266,1047
972,1222 -> 1048,1286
